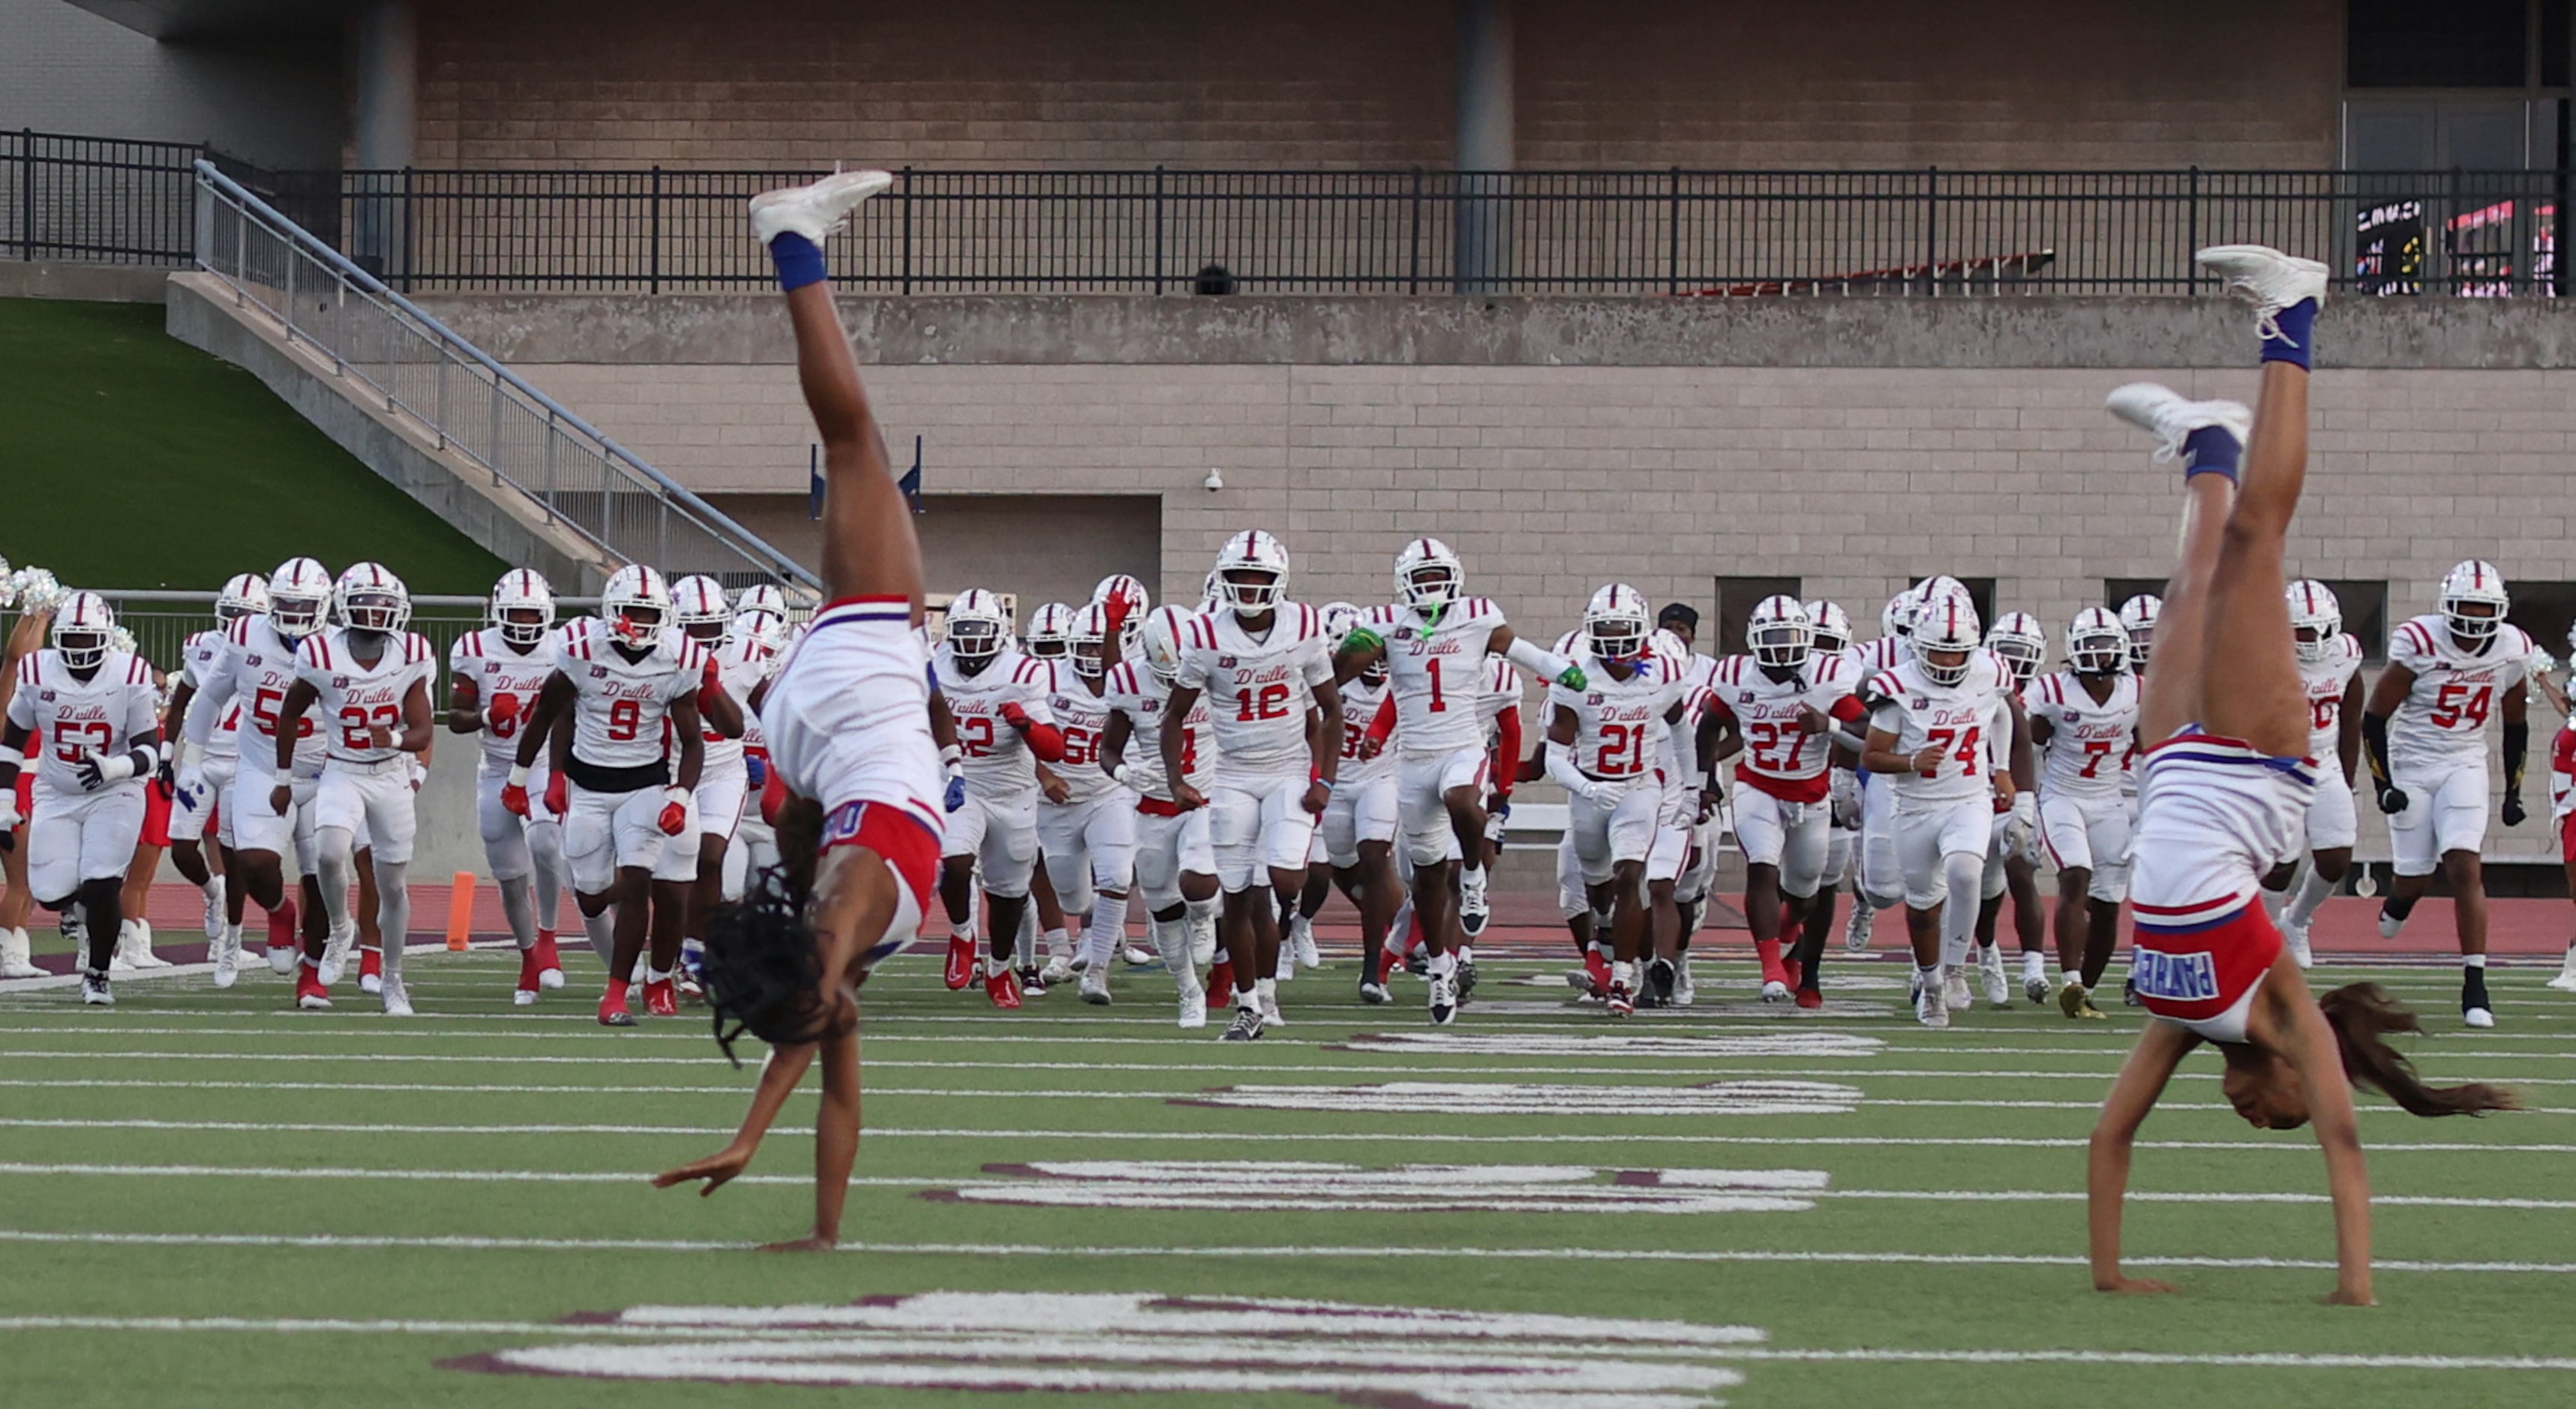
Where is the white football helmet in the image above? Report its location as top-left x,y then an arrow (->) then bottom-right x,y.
215,572 -> 270,625
1199,569 -> 1223,611
670,574 -> 731,643
1394,536 -> 1465,617
734,608 -> 791,655
1138,605 -> 1190,684
1584,584 -> 1651,662
267,557 -> 334,640
334,562 -> 411,635
489,568 -> 557,647
53,590 -> 116,671
601,563 -> 673,647
1984,611 -> 2046,684
1066,602 -> 1113,679
2117,594 -> 2163,671
1878,585 -> 1924,641
1322,602 -> 1380,683
1090,574 -> 1151,619
1746,594 -> 1813,670
734,583 -> 789,620
1804,599 -> 1853,657
944,587 -> 1011,672
1908,592 -> 1982,686
1211,530 -> 1290,613
2439,559 -> 2508,641
1024,602 -> 1076,660
2286,579 -> 2343,663
2066,607 -> 2129,674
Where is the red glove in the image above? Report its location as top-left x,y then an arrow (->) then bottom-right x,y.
1102,590 -> 1131,643
698,657 -> 724,714
501,768 -> 531,818
486,691 -> 519,726
759,766 -> 789,827
544,770 -> 569,817
657,786 -> 691,837
998,701 -> 1032,731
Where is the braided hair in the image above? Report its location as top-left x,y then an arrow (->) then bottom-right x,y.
698,795 -> 851,1066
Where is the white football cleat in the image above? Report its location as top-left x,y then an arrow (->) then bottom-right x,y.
1842,902 -> 1874,952
0,927 -> 43,980
359,965 -> 383,996
1458,868 -> 1491,938
1671,957 -> 1696,1008
2194,243 -> 2330,332
266,939 -> 300,976
2548,951 -> 2576,991
2104,383 -> 2255,465
2463,1005 -> 2496,1029
1978,946 -> 2012,1008
1428,972 -> 1459,1026
1941,966 -> 1972,1013
2378,903 -> 2407,940
1122,943 -> 1158,967
2281,918 -> 2315,969
1916,981 -> 1950,1030
1079,970 -> 1112,1006
512,986 -> 539,1008
748,170 -> 894,247
1291,920 -> 1324,972
201,876 -> 228,940
380,979 -> 414,1018
1175,984 -> 1208,1030
317,922 -> 359,988
209,928 -> 241,990
80,971 -> 114,1007
1039,954 -> 1076,989
1258,987 -> 1286,1026
1759,978 -> 1790,1003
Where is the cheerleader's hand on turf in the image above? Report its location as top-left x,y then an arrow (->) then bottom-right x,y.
653,1143 -> 752,1196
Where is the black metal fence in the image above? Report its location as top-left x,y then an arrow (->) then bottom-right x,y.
9,132 -> 2570,298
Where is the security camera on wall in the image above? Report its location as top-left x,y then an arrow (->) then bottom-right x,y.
1203,467 -> 1224,492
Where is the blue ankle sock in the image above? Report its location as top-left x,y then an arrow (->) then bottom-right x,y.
2260,297 -> 2316,370
2181,425 -> 2241,482
767,231 -> 827,292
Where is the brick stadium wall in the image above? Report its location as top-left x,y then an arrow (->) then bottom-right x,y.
416,0 -> 2340,171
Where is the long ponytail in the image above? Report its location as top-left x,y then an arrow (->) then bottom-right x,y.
2317,983 -> 2518,1118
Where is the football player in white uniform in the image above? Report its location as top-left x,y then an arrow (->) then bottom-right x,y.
2261,579 -> 2365,967
1545,585 -> 1689,1018
2118,595 -> 2163,674
509,563 -> 712,1027
656,170 -> 950,1252
1971,611 -> 2049,1009
0,593 -> 163,1007
271,563 -> 435,1014
1043,598 -> 1144,1005
1335,537 -> 1584,1008
1842,583 -> 1930,952
1858,590 -> 2026,1029
1163,530 -> 1345,1040
2090,246 -> 2516,1308
1098,605 -> 1224,1027
1311,601 -> 1404,1002
670,574 -> 755,983
161,572 -> 265,984
1698,596 -> 1865,1008
448,568 -> 571,1004
2025,605 -> 2140,1020
2362,559 -> 2535,1027
929,587 -> 1067,1008
1792,600 -> 1862,977
180,556 -> 336,983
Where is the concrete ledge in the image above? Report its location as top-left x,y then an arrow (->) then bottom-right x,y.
165,272 -> 620,592
0,259 -> 174,304
416,290 -> 2576,371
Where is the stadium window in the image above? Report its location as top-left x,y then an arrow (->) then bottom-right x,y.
2319,579 -> 2391,664
2102,578 -> 2165,617
2507,580 -> 2576,662
1713,577 -> 1800,659
2348,0 -> 2531,89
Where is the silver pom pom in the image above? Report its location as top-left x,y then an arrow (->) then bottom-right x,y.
10,568 -> 65,615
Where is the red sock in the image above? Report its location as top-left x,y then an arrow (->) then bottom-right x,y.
1207,957 -> 1236,1006
1754,937 -> 1786,983
517,947 -> 545,990
268,898 -> 298,947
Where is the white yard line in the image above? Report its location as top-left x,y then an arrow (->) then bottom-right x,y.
0,1227 -> 2566,1274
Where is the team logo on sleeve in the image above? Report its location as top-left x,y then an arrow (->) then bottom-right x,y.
590,665 -> 609,679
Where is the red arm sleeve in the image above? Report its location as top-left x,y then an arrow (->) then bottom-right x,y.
1365,694 -> 1398,748
1490,704 -> 1523,795
1830,695 -> 1867,723
1022,723 -> 1067,764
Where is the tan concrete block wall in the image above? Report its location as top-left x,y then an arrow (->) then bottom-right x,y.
416,0 -> 2339,172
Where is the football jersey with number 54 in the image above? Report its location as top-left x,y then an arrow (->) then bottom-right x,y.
2387,614 -> 2534,776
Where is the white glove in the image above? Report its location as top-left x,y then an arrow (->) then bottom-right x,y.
0,793 -> 19,833
2010,789 -> 2037,834
76,752 -> 137,792
175,762 -> 208,811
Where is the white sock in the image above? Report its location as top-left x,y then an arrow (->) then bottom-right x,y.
1048,926 -> 1075,961
1917,963 -> 1942,994
1611,959 -> 1635,987
2283,864 -> 2336,928
1455,944 -> 1474,966
1429,949 -> 1457,979
2465,954 -> 2488,970
2022,950 -> 2046,977
2060,968 -> 2081,987
1079,895 -> 1127,972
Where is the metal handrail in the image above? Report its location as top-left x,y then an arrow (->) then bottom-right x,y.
188,159 -> 818,590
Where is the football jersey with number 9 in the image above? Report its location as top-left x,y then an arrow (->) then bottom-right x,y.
553,619 -> 709,773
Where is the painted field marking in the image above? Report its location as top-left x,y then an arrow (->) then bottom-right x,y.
7,1118 -> 2572,1155
1181,1080 -> 1865,1116
0,1228 -> 2570,1275
1332,1031 -> 1885,1057
5,1308 -> 2576,1377
932,1161 -> 1829,1215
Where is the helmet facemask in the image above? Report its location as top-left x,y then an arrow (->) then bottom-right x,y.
1220,568 -> 1283,614
1749,618 -> 1812,671
947,617 -> 1004,674
610,600 -> 665,648
1402,563 -> 1461,621
269,590 -> 328,641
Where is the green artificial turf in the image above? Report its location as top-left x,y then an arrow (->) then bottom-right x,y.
0,949 -> 2566,1408
0,298 -> 504,593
